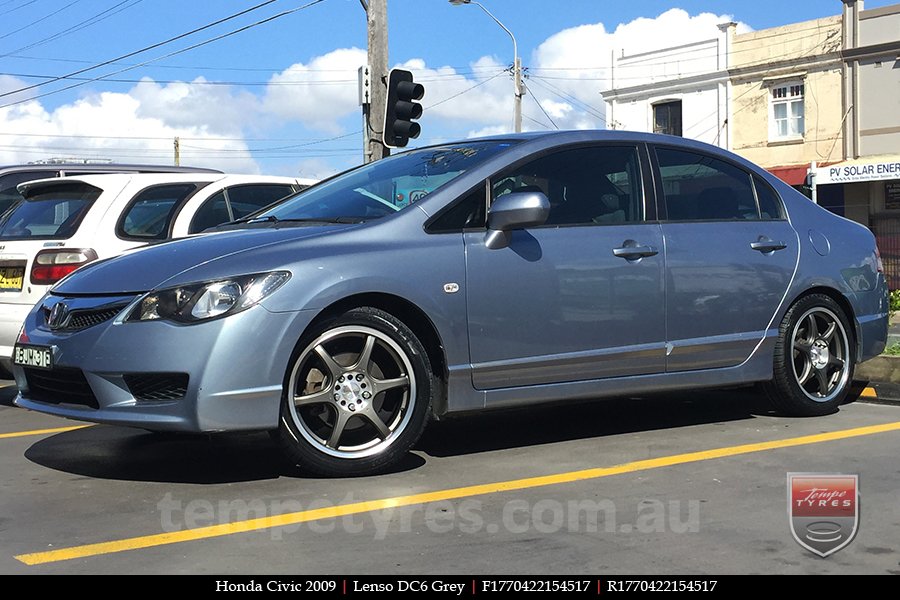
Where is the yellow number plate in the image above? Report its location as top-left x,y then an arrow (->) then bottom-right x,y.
0,267 -> 24,291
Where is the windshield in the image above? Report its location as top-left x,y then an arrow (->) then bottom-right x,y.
0,182 -> 101,240
254,140 -> 517,222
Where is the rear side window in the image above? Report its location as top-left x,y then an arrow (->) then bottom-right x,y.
119,183 -> 199,240
655,147 -> 758,221
0,182 -> 101,240
227,184 -> 296,219
0,170 -> 59,217
753,176 -> 785,219
188,184 -> 298,233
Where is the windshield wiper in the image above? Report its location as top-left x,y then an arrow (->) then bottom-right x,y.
272,217 -> 367,224
222,215 -> 366,227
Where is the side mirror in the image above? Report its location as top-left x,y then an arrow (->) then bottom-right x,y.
484,191 -> 550,250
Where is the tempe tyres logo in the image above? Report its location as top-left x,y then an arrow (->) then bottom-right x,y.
788,473 -> 859,557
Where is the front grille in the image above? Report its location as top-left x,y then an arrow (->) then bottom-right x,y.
41,303 -> 128,332
124,373 -> 189,402
67,307 -> 123,330
23,367 -> 99,409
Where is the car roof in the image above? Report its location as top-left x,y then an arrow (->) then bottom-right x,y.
17,173 -> 302,195
0,163 -> 220,175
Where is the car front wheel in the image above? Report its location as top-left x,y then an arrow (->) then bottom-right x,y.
764,293 -> 854,416
277,307 -> 434,476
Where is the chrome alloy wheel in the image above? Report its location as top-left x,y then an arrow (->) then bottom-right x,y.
790,307 -> 850,402
286,325 -> 416,459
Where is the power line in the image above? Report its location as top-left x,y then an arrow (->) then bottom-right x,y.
521,81 -> 559,130
0,0 -> 329,110
0,0 -> 285,100
424,71 -> 507,110
0,0 -> 37,18
0,0 -> 145,59
0,0 -> 83,41
527,26 -> 839,77
0,68 -> 503,87
7,53 -> 505,75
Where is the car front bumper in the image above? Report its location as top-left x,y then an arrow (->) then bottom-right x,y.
13,299 -> 316,432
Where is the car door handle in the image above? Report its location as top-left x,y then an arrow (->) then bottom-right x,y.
613,244 -> 659,259
750,240 -> 787,253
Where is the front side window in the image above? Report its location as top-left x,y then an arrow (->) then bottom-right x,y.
119,183 -> 199,240
491,145 -> 644,227
656,147 -> 759,221
254,141 -> 517,223
0,182 -> 100,240
770,82 -> 804,140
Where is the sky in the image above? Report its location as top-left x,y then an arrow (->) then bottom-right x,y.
0,0 -> 894,177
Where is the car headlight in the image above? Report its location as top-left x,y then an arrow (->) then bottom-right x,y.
126,271 -> 290,323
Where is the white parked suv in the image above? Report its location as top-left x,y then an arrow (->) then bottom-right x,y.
0,172 -> 315,373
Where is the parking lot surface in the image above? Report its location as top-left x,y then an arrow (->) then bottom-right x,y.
1,381 -> 898,574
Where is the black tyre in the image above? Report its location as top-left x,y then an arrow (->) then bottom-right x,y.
277,307 -> 434,476
764,293 -> 854,416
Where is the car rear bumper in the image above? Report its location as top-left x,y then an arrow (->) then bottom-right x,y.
0,302 -> 35,369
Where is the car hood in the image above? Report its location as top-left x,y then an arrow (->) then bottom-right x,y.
53,225 -> 351,295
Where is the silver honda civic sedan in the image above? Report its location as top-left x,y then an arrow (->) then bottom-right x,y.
12,131 -> 888,476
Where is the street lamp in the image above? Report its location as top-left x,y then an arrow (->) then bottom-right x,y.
450,0 -> 523,132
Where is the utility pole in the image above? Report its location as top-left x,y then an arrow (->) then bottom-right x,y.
513,55 -> 523,133
361,0 -> 389,162
174,136 -> 180,166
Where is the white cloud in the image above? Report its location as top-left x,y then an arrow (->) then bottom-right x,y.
0,82 -> 258,172
131,77 -> 259,134
291,157 -> 341,180
263,47 -> 367,134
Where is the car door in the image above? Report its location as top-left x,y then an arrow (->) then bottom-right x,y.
463,143 -> 666,390
652,145 -> 799,371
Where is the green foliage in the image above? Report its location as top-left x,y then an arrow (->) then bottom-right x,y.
883,342 -> 900,356
891,290 -> 900,319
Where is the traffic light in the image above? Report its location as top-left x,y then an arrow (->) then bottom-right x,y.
383,68 -> 424,148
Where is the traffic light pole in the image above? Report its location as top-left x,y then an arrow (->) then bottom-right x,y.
363,0 -> 389,163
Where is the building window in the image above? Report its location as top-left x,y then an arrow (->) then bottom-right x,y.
653,101 -> 682,136
770,83 -> 804,140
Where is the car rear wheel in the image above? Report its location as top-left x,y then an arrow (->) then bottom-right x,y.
277,307 -> 434,476
764,293 -> 854,416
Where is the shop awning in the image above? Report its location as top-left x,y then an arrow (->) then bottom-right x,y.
813,154 -> 900,185
767,165 -> 809,186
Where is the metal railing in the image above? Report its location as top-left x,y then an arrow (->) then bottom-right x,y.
871,214 -> 900,289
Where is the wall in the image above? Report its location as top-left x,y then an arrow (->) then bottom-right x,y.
729,16 -> 845,169
602,36 -> 729,147
856,4 -> 900,156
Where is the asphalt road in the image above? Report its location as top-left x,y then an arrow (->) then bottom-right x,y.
1,380 -> 899,575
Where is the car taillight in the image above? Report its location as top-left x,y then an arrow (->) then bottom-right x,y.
875,245 -> 884,274
30,248 -> 98,285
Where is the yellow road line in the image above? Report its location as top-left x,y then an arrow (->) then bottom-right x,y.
16,419 -> 900,566
0,424 -> 92,440
861,387 -> 878,398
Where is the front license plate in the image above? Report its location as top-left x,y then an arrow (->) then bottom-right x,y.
13,344 -> 53,370
0,267 -> 24,291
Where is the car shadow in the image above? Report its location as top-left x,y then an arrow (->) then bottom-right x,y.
22,385 -> 788,484
0,380 -> 17,406
415,387 -> 779,458
24,426 -> 426,484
